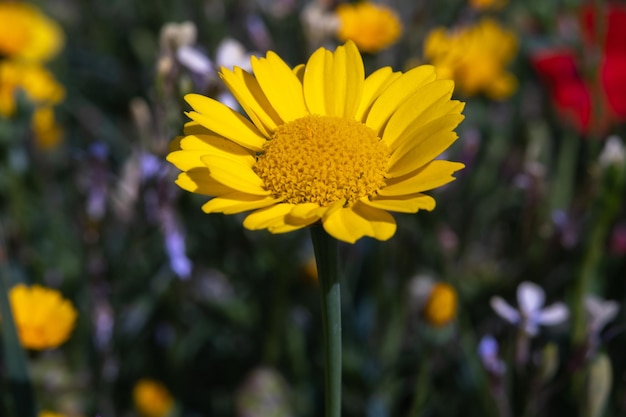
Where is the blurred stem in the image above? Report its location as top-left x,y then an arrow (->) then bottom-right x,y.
408,354 -> 430,417
572,164 -> 625,345
0,227 -> 36,417
549,131 -> 579,213
310,225 -> 341,417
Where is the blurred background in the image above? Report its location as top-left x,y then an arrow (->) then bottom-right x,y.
1,0 -> 625,416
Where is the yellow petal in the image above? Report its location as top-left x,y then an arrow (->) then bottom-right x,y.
183,121 -> 212,136
379,160 -> 465,196
220,66 -> 282,135
381,80 -> 456,148
201,155 -> 269,195
303,42 -> 364,118
388,101 -> 464,153
268,223 -> 309,234
185,94 -> 267,151
243,203 -> 294,230
284,203 -> 324,227
365,65 -> 437,133
169,136 -> 183,152
167,150 -> 208,171
388,130 -> 459,178
360,193 -> 436,213
322,202 -> 396,243
202,194 -> 279,214
354,66 -> 401,122
175,170 -> 237,196
250,52 -> 308,122
180,134 -> 255,162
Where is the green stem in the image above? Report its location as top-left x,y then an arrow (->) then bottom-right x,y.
0,229 -> 36,417
310,225 -> 341,417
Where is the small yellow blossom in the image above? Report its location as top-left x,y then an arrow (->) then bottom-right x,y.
0,2 -> 64,62
335,2 -> 402,53
469,0 -> 508,11
32,107 -> 63,149
0,61 -> 65,117
422,283 -> 457,326
8,284 -> 77,350
39,412 -> 66,417
424,18 -> 518,99
133,379 -> 174,417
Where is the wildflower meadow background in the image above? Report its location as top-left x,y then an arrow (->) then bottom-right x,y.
1,0 -> 625,416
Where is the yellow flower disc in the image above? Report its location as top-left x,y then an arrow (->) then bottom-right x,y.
335,2 -> 402,53
422,283 -> 458,327
168,41 -> 465,243
133,379 -> 174,417
0,2 -> 64,62
254,115 -> 388,206
9,284 -> 77,350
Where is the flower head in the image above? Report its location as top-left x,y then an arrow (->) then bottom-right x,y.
167,41 -> 465,243
133,379 -> 174,417
39,412 -> 65,417
584,295 -> 619,339
0,61 -> 65,118
335,2 -> 402,53
422,282 -> 458,326
478,334 -> 506,376
424,18 -> 518,99
0,2 -> 64,62
8,284 -> 77,350
490,281 -> 569,336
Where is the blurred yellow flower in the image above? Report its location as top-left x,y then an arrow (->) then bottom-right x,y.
424,18 -> 518,99
8,284 -> 77,350
422,283 -> 457,326
469,0 -> 508,11
0,61 -> 65,117
168,41 -> 465,243
32,106 -> 63,149
335,2 -> 402,53
0,2 -> 64,62
133,379 -> 174,417
39,412 -> 65,417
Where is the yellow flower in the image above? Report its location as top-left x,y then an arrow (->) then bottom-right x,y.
335,2 -> 402,53
39,412 -> 65,417
468,0 -> 508,10
424,18 -> 518,99
133,379 -> 174,417
32,106 -> 63,150
167,41 -> 465,244
8,284 -> 77,350
422,282 -> 457,326
0,61 -> 65,117
0,2 -> 64,62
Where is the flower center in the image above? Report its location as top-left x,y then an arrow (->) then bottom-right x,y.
254,114 -> 389,206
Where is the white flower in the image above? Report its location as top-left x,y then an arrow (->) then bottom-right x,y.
585,294 -> 619,337
490,281 -> 569,336
598,135 -> 626,169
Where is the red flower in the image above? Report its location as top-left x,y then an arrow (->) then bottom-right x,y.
531,3 -> 626,134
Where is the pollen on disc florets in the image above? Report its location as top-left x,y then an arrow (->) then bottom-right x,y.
254,114 -> 389,206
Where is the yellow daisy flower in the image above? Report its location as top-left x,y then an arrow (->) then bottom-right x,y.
8,284 -> 77,350
133,379 -> 174,417
167,41 -> 465,244
335,2 -> 402,53
0,2 -> 64,63
39,412 -> 66,417
424,18 -> 518,99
